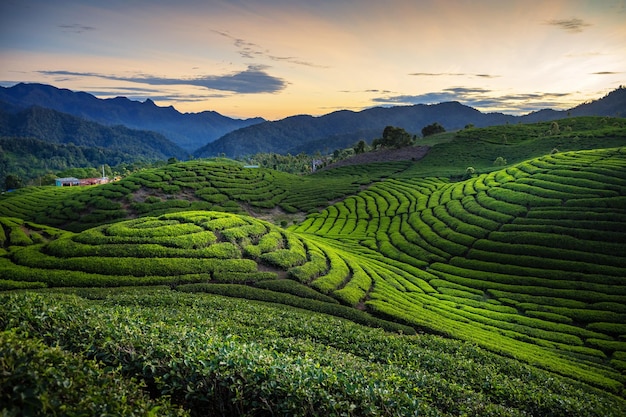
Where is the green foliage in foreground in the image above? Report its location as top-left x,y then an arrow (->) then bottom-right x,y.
1,147 -> 626,396
2,290 -> 624,417
0,328 -> 188,417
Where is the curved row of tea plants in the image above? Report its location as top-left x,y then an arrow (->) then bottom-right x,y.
2,149 -> 625,393
292,147 -> 626,393
0,210 -> 411,334
404,116 -> 626,177
0,159 -> 411,232
2,289 -> 624,416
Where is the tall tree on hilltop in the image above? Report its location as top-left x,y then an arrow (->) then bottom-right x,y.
421,122 -> 446,137
372,126 -> 415,149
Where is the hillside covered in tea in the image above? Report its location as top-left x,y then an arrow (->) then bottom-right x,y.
1,116 -> 626,416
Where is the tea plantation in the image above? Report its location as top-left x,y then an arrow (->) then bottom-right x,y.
1,117 -> 626,416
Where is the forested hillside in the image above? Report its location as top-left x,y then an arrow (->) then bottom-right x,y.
195,87 -> 626,158
0,83 -> 265,152
0,104 -> 187,159
0,137 -> 144,188
0,103 -> 190,187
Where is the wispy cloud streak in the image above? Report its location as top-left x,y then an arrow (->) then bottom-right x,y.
39,66 -> 287,94
409,72 -> 500,78
372,87 -> 575,114
544,17 -> 591,33
58,24 -> 96,34
213,30 -> 328,68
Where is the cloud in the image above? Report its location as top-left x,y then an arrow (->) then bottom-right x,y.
565,51 -> 604,58
591,71 -> 621,75
58,23 -> 96,34
372,87 -> 576,114
339,89 -> 395,94
544,17 -> 591,33
213,30 -> 328,68
409,72 -> 500,78
39,66 -> 287,94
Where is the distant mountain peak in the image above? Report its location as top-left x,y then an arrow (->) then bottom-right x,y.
0,83 -> 265,152
195,86 -> 626,158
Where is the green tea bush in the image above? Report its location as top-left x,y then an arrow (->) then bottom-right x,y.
201,215 -> 247,230
386,230 -> 431,267
478,190 -> 527,216
91,196 -> 122,210
8,227 -> 33,246
586,322 -> 626,336
201,242 -> 242,259
0,279 -> 46,290
175,285 -> 414,335
287,246 -> 328,283
260,249 -> 306,268
333,262 -> 371,306
108,220 -> 203,238
256,279 -> 338,303
473,239 -> 626,270
257,230 -> 284,252
524,310 -> 574,324
447,199 -> 499,232
221,223 -> 268,241
0,329 -> 188,417
462,195 -> 513,223
212,271 -> 277,283
310,251 -> 350,294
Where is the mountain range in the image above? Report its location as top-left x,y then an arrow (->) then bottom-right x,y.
196,88 -> 626,158
1,83 -> 625,160
0,83 -> 264,152
0,104 -> 188,160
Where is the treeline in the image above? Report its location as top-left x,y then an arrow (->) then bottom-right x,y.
241,125 -> 437,174
0,106 -> 187,159
0,137 -> 163,189
0,103 -> 191,188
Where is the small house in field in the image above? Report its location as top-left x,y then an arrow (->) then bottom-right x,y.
79,177 -> 110,186
55,176 -> 110,187
55,177 -> 80,187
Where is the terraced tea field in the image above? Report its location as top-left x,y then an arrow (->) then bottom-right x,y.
1,118 -> 626,415
293,147 -> 626,391
0,158 -> 411,232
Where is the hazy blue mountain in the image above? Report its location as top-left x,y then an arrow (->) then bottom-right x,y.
196,87 -> 626,158
194,102 -> 514,158
567,87 -> 626,117
2,83 -> 624,159
0,103 -> 188,160
0,83 -> 265,152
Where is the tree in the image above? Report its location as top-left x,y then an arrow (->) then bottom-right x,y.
353,140 -> 368,154
373,126 -> 414,149
5,174 -> 23,190
421,122 -> 446,137
493,156 -> 507,166
462,166 -> 477,180
549,121 -> 560,135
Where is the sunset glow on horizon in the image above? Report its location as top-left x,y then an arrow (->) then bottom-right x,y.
1,0 -> 624,120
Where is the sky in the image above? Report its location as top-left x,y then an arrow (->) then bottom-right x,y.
0,0 -> 624,120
